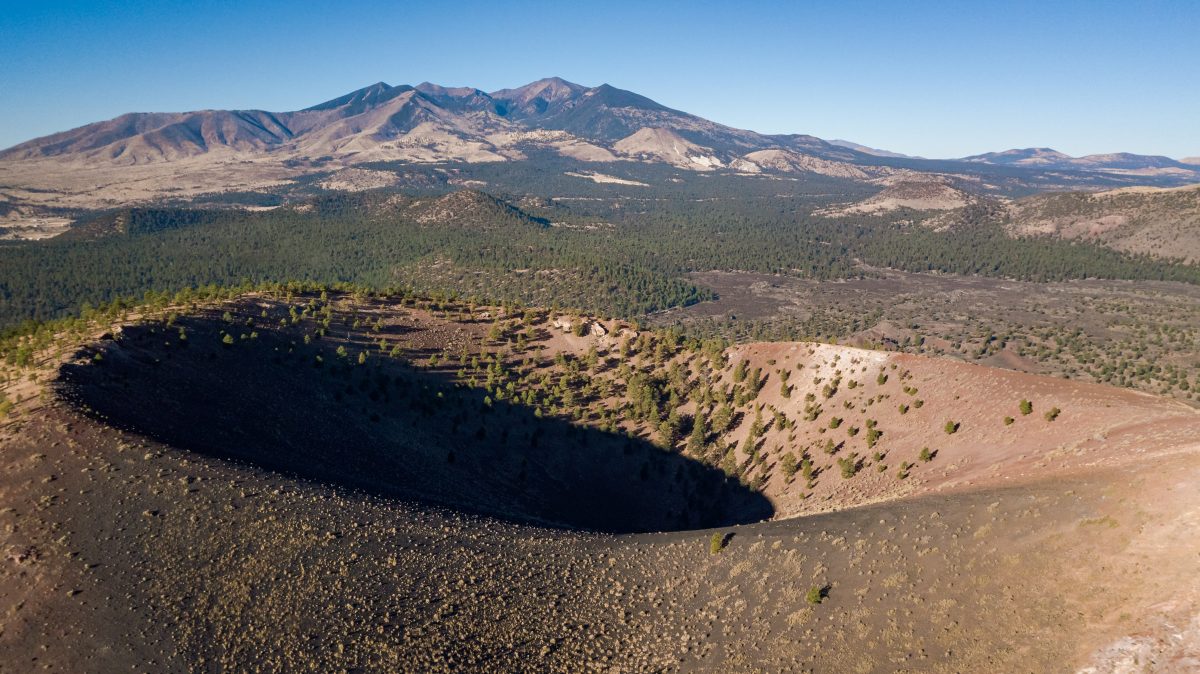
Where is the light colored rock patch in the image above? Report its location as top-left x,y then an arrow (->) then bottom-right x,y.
317,168 -> 402,192
564,171 -> 648,186
612,127 -> 724,171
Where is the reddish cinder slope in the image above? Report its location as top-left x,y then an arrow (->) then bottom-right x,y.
703,342 -> 1199,517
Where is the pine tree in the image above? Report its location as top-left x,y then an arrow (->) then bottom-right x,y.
780,452 -> 799,481
687,411 -> 707,454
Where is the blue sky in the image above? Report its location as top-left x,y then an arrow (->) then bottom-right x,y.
2,0 -> 1197,158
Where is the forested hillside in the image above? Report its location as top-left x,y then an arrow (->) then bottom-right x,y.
1,189 -> 1197,329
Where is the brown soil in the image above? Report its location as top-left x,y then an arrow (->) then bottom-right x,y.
2,293 -> 1198,672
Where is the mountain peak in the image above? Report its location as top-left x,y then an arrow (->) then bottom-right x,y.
961,147 -> 1072,165
414,82 -> 484,97
490,77 -> 587,106
528,76 -> 585,89
303,82 -> 406,112
1006,148 -> 1070,158
532,76 -> 578,87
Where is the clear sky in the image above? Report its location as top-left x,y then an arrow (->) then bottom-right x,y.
2,0 -> 1198,159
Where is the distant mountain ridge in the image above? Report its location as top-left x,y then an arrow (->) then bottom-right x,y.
2,77 -> 1198,208
961,147 -> 1198,177
0,77 -> 854,167
828,139 -> 921,159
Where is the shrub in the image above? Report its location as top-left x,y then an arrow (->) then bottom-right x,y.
710,532 -> 726,554
944,420 -> 959,434
822,377 -> 840,398
1045,407 -> 1061,422
919,447 -> 934,462
801,458 -> 814,481
806,586 -> 824,605
829,416 -> 843,429
837,455 -> 859,479
1003,416 -> 1014,425
913,399 -> 924,408
898,403 -> 909,415
866,427 -> 882,448
1019,399 -> 1033,415
877,373 -> 888,385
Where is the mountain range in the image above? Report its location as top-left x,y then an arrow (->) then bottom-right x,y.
962,147 -> 1200,175
4,77 -> 1197,178
1,77 -> 1198,217
0,77 -> 846,170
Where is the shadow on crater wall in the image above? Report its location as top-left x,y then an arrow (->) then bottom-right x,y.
57,313 -> 773,533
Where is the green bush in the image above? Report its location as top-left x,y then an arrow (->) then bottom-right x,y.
806,586 -> 824,605
837,455 -> 859,478
780,452 -> 799,481
866,427 -> 882,448
1044,407 -> 1061,422
944,420 -> 959,434
710,532 -> 726,554
1019,399 -> 1033,415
